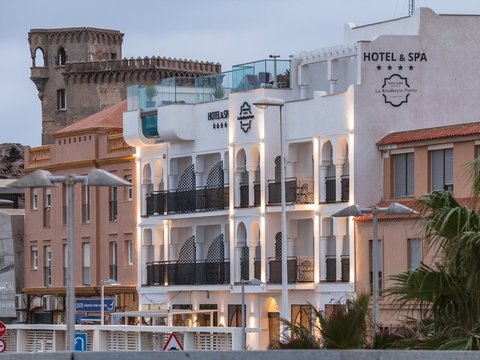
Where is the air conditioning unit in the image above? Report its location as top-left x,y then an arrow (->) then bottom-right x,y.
43,295 -> 64,311
15,294 -> 28,310
16,310 -> 27,323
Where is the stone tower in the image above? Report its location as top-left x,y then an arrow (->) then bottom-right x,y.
28,27 -> 221,145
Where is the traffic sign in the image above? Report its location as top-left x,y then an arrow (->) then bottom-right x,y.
0,321 -> 6,337
74,333 -> 87,351
0,338 -> 6,352
163,333 -> 183,351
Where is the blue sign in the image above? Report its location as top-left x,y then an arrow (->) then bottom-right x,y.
76,299 -> 115,312
75,333 -> 87,351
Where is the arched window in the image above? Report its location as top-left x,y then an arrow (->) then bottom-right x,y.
34,47 -> 45,67
57,47 -> 66,66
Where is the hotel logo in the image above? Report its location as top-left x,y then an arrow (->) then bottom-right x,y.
237,102 -> 254,133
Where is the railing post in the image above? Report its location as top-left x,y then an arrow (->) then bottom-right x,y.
183,332 -> 195,350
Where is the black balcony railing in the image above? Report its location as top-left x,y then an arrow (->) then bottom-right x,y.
341,175 -> 349,202
240,260 -> 249,280
325,176 -> 336,203
268,256 -> 299,283
145,186 -> 229,216
145,260 -> 230,286
254,258 -> 261,280
253,183 -> 260,206
341,255 -> 350,282
324,255 -> 350,282
240,184 -> 249,208
267,178 -> 303,205
325,255 -> 336,282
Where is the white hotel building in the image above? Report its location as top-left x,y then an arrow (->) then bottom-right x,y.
123,8 -> 480,349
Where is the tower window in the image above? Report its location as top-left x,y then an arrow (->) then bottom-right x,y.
57,89 -> 66,110
57,47 -> 66,66
34,47 -> 45,67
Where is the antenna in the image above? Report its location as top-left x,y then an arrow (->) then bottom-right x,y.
409,0 -> 415,16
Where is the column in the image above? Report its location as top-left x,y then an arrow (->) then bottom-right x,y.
234,246 -> 243,283
235,171 -> 243,207
333,217 -> 346,281
319,236 -> 328,281
319,165 -> 328,203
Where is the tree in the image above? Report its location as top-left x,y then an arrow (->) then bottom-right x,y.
387,162 -> 480,350
275,293 -> 370,349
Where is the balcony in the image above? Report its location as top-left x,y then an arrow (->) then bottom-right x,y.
127,59 -> 291,111
145,186 -> 229,216
268,256 -> 314,284
325,176 -> 336,203
267,178 -> 313,205
145,260 -> 230,286
325,255 -> 350,282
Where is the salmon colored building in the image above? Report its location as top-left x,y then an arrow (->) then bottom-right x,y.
355,122 -> 480,327
21,101 -> 138,324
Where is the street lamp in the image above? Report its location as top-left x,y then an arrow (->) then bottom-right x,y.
10,168 -> 130,351
253,97 -> 289,328
332,202 -> 417,334
239,278 -> 262,351
101,279 -> 121,325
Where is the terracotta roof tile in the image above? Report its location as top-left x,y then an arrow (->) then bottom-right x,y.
377,122 -> 480,146
54,100 -> 127,135
355,197 -> 473,223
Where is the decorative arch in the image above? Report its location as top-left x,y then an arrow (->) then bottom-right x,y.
57,47 -> 66,66
33,47 -> 45,67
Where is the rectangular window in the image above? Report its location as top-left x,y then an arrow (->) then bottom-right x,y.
31,189 -> 38,210
82,243 -> 91,285
393,152 -> 414,197
198,304 -> 218,326
45,190 -> 52,208
109,186 -> 118,221
45,246 -> 52,287
57,89 -> 66,110
62,184 -> 67,225
82,185 -> 90,223
124,175 -> 132,201
31,245 -> 38,270
63,244 -> 67,286
369,239 -> 382,292
431,148 -> 453,191
126,240 -> 133,266
408,238 -> 421,270
109,242 -> 118,280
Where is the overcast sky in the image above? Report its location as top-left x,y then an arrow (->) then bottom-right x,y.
0,0 -> 478,147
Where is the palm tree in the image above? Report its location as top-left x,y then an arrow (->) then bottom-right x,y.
276,293 -> 370,349
387,162 -> 480,350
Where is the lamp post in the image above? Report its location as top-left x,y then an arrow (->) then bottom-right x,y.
239,278 -> 262,351
11,168 -> 130,351
269,55 -> 280,88
101,279 -> 121,325
332,202 -> 417,334
253,97 -> 289,328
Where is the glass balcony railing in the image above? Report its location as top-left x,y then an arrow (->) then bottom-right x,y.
127,59 -> 291,111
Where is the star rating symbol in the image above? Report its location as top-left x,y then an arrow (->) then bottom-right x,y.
398,65 -> 403,71
387,65 -> 392,71
409,65 -> 414,71
376,64 -> 382,70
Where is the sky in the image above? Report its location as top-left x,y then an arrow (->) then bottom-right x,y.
0,0 -> 479,147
